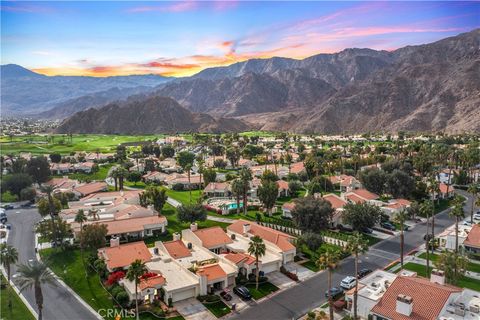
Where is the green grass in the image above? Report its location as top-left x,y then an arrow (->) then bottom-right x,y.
0,275 -> 36,320
402,262 -> 480,291
434,199 -> 453,214
201,300 -> 231,318
385,261 -> 401,272
164,189 -> 203,205
0,134 -> 162,155
124,180 -> 147,189
418,252 -> 480,273
301,260 -> 319,272
245,282 -> 279,300
53,164 -> 113,182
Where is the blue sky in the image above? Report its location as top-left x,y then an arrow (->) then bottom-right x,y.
1,1 -> 479,76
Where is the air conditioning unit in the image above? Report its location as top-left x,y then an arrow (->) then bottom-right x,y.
187,242 -> 193,249
469,304 -> 480,313
231,234 -> 236,240
153,248 -> 159,255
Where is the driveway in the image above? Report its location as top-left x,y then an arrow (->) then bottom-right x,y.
175,298 -> 216,320
6,208 -> 99,320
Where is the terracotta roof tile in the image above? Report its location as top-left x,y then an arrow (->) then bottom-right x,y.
193,226 -> 233,249
196,264 -> 227,281
74,182 -> 107,196
163,240 -> 192,259
139,275 -> 166,290
322,194 -> 347,209
464,224 -> 480,248
224,252 -> 256,265
99,241 -> 152,270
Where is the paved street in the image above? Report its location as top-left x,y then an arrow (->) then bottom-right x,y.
6,208 -> 99,320
231,190 -> 472,320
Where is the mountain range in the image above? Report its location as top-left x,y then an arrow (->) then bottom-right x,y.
3,29 -> 480,134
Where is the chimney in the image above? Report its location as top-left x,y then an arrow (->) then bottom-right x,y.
120,190 -> 124,197
173,232 -> 181,241
396,294 -> 413,316
430,269 -> 445,285
110,237 -> 120,248
190,223 -> 198,232
243,223 -> 251,234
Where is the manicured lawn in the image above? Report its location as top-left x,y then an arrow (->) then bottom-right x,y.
301,260 -> 319,272
402,262 -> 480,291
434,199 -> 453,214
164,189 -> 203,205
53,164 -> 113,182
385,261 -> 400,272
0,275 -> 36,320
418,252 -> 480,273
245,282 -> 279,300
201,300 -> 231,318
124,180 -> 147,189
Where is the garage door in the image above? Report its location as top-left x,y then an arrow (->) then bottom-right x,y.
171,287 -> 196,302
261,262 -> 278,274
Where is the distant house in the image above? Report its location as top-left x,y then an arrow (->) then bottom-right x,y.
463,224 -> 480,254
75,161 -> 96,173
73,181 -> 108,197
204,182 -> 231,198
282,202 -> 296,218
343,189 -> 380,205
322,193 -> 348,226
142,171 -> 168,183
277,180 -> 290,197
50,163 -> 73,175
289,162 -> 305,175
98,240 -> 152,272
165,174 -> 202,190
329,174 -> 362,192
381,199 -> 412,218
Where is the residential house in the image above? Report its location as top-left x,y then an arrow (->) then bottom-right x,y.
432,183 -> 456,200
277,180 -> 290,197
73,181 -> 108,197
381,199 -> 412,219
282,202 -> 296,218
343,189 -> 380,205
98,240 -> 152,272
142,171 -> 168,184
75,161 -> 96,173
289,162 -> 305,175
438,224 -> 472,251
463,224 -> 480,254
329,175 -> 362,193
322,193 -> 348,227
50,163 -> 73,175
204,182 -> 231,198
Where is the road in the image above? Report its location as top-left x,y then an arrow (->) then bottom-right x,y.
6,208 -> 99,320
232,190 -> 472,320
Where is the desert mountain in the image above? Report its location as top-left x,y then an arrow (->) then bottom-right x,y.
55,96 -> 248,134
0,64 -> 170,115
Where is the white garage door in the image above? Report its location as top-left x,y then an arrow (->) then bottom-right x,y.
171,287 -> 196,302
261,262 -> 278,274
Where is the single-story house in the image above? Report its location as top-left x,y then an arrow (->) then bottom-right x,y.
204,182 -> 231,198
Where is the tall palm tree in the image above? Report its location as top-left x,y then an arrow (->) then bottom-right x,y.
248,236 -> 266,290
231,179 -> 244,215
74,209 -> 88,273
428,175 -> 440,253
239,168 -> 252,215
116,167 -> 129,190
346,233 -> 368,320
394,209 -> 409,268
40,184 -> 59,245
317,248 -> 341,320
109,167 -> 119,191
420,200 -> 433,277
126,259 -> 148,320
467,183 -> 478,223
450,196 -> 465,253
0,244 -> 18,311
16,261 -> 56,320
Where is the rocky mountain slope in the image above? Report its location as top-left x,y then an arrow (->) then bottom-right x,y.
55,96 -> 248,134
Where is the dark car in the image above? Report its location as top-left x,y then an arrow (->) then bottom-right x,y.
361,227 -> 373,234
1,204 -> 14,210
233,286 -> 252,300
220,290 -> 232,301
380,221 -> 396,231
20,203 -> 32,208
325,287 -> 343,299
357,268 -> 372,279
338,224 -> 353,232
423,234 -> 433,241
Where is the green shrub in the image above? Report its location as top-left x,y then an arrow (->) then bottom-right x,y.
115,292 -> 130,307
172,183 -> 184,191
1,191 -> 18,202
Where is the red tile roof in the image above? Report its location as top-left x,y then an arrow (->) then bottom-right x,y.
196,264 -> 227,281
193,226 -> 233,249
163,240 -> 192,259
290,162 -> 305,174
353,189 -> 379,201
277,180 -> 289,190
322,194 -> 347,209
345,193 -> 366,204
371,276 -> 461,320
139,275 -> 166,290
84,215 -> 167,236
74,182 -> 107,196
224,252 -> 256,265
464,224 -> 480,248
228,219 -> 295,252
282,202 -> 296,211
99,241 -> 152,270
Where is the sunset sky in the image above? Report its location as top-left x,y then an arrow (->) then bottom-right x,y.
1,1 -> 479,77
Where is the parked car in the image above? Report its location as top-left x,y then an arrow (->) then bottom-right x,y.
340,276 -> 356,290
361,227 -> 373,234
357,268 -> 372,279
473,213 -> 480,220
220,289 -> 232,301
0,212 -> 7,224
338,224 -> 353,232
233,286 -> 252,300
380,221 -> 396,231
423,234 -> 433,241
325,287 -> 343,299
1,204 -> 14,210
463,220 -> 473,226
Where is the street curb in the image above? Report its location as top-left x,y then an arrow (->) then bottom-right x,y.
34,234 -> 104,320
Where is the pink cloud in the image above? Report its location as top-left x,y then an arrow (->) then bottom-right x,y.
212,1 -> 238,11
127,1 -> 198,13
1,4 -> 54,13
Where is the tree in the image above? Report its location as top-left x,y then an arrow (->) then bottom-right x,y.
467,183 -> 478,223
20,186 -> 36,202
342,203 -> 381,232
420,200 -> 434,277
261,169 -> 278,182
386,169 -> 415,198
16,261 -> 56,320
79,224 -> 108,252
450,195 -> 465,253
161,145 -> 175,158
288,180 -> 302,197
226,147 -> 241,168
346,233 -> 368,320
109,167 -> 119,191
247,235 -> 266,290
126,259 -> 148,320
115,167 -> 129,190
393,209 -> 409,268
115,145 -> 127,161
1,173 -> 33,197
26,157 -> 51,184
231,179 -> 244,215
317,248 -> 341,320
291,197 -> 333,232
49,153 -> 62,163
127,171 -> 142,186
297,232 -> 323,252
176,151 -> 195,202
239,168 -> 253,215
258,180 -> 278,215
435,250 -> 468,285
0,244 -> 18,312
203,168 -> 217,186
142,187 -> 167,213
177,204 -> 207,224
358,169 -> 386,195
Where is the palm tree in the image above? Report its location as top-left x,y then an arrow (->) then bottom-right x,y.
427,175 -> 440,253
16,261 -> 56,320
420,200 -> 433,277
116,167 -> 129,190
0,244 -> 18,311
467,183 -> 478,223
317,248 -> 341,320
126,259 -> 148,320
248,236 -> 266,290
239,168 -> 252,215
74,209 -> 88,273
394,209 -> 409,268
346,233 -> 368,320
40,184 -> 59,245
231,179 -> 244,215
450,195 -> 465,253
109,167 -> 119,191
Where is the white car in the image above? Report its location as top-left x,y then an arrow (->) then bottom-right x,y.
473,213 -> 480,220
340,276 -> 356,290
